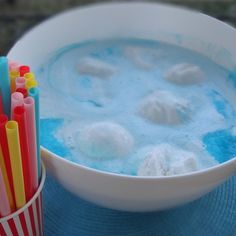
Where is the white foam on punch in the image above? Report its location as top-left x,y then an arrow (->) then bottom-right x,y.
138,143 -> 199,176
67,121 -> 134,159
164,63 -> 205,85
138,90 -> 191,125
124,45 -> 162,70
77,57 -> 116,79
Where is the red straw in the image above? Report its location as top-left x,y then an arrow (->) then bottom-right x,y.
16,88 -> 28,98
19,66 -> 30,77
0,115 -> 16,209
13,106 -> 34,201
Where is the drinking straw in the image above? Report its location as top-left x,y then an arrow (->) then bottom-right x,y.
24,72 -> 35,81
16,87 -> 28,98
19,65 -> 30,77
0,91 -> 4,114
6,121 -> 26,209
0,168 -> 11,218
11,92 -> 24,118
29,87 -> 41,178
9,61 -> 20,72
0,145 -> 15,211
15,77 -> 26,89
9,70 -> 20,92
0,114 -> 15,208
13,106 -> 35,201
26,79 -> 38,90
24,97 -> 38,188
0,57 -> 11,117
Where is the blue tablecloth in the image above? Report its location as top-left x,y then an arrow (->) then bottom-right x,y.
43,174 -> 236,236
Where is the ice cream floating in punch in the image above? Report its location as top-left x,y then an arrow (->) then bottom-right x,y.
8,2 -> 236,212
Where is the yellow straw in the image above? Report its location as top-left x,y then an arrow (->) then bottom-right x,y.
9,70 -> 19,79
6,121 -> 26,209
24,72 -> 35,81
0,145 -> 15,211
25,79 -> 38,90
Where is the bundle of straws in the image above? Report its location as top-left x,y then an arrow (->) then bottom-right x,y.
0,57 -> 41,218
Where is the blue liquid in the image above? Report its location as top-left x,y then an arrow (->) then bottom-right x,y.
40,118 -> 70,158
207,90 -> 235,119
203,129 -> 236,163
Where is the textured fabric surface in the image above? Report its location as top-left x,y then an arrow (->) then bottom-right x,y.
43,174 -> 236,236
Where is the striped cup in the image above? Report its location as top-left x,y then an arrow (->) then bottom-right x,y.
0,164 -> 46,236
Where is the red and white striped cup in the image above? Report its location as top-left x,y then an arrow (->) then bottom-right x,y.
0,164 -> 46,236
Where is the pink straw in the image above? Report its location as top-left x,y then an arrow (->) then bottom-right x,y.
11,92 -> 24,118
15,77 -> 26,89
0,167 -> 11,217
23,97 -> 38,189
9,61 -> 20,72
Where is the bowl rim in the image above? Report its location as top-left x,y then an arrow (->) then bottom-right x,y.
8,1 -> 236,61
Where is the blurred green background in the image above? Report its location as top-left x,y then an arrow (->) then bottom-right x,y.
0,0 -> 236,55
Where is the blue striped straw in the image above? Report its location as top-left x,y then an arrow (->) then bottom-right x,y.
28,87 -> 41,178
0,57 -> 11,117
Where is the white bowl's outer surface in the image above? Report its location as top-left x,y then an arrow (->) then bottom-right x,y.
41,147 -> 236,212
8,2 -> 236,212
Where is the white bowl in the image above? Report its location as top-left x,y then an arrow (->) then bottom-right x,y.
8,2 -> 236,212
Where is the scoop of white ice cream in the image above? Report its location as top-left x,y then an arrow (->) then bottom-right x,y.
77,57 -> 116,79
138,90 -> 191,125
78,122 -> 134,159
138,143 -> 199,176
164,63 -> 204,85
124,46 -> 154,70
